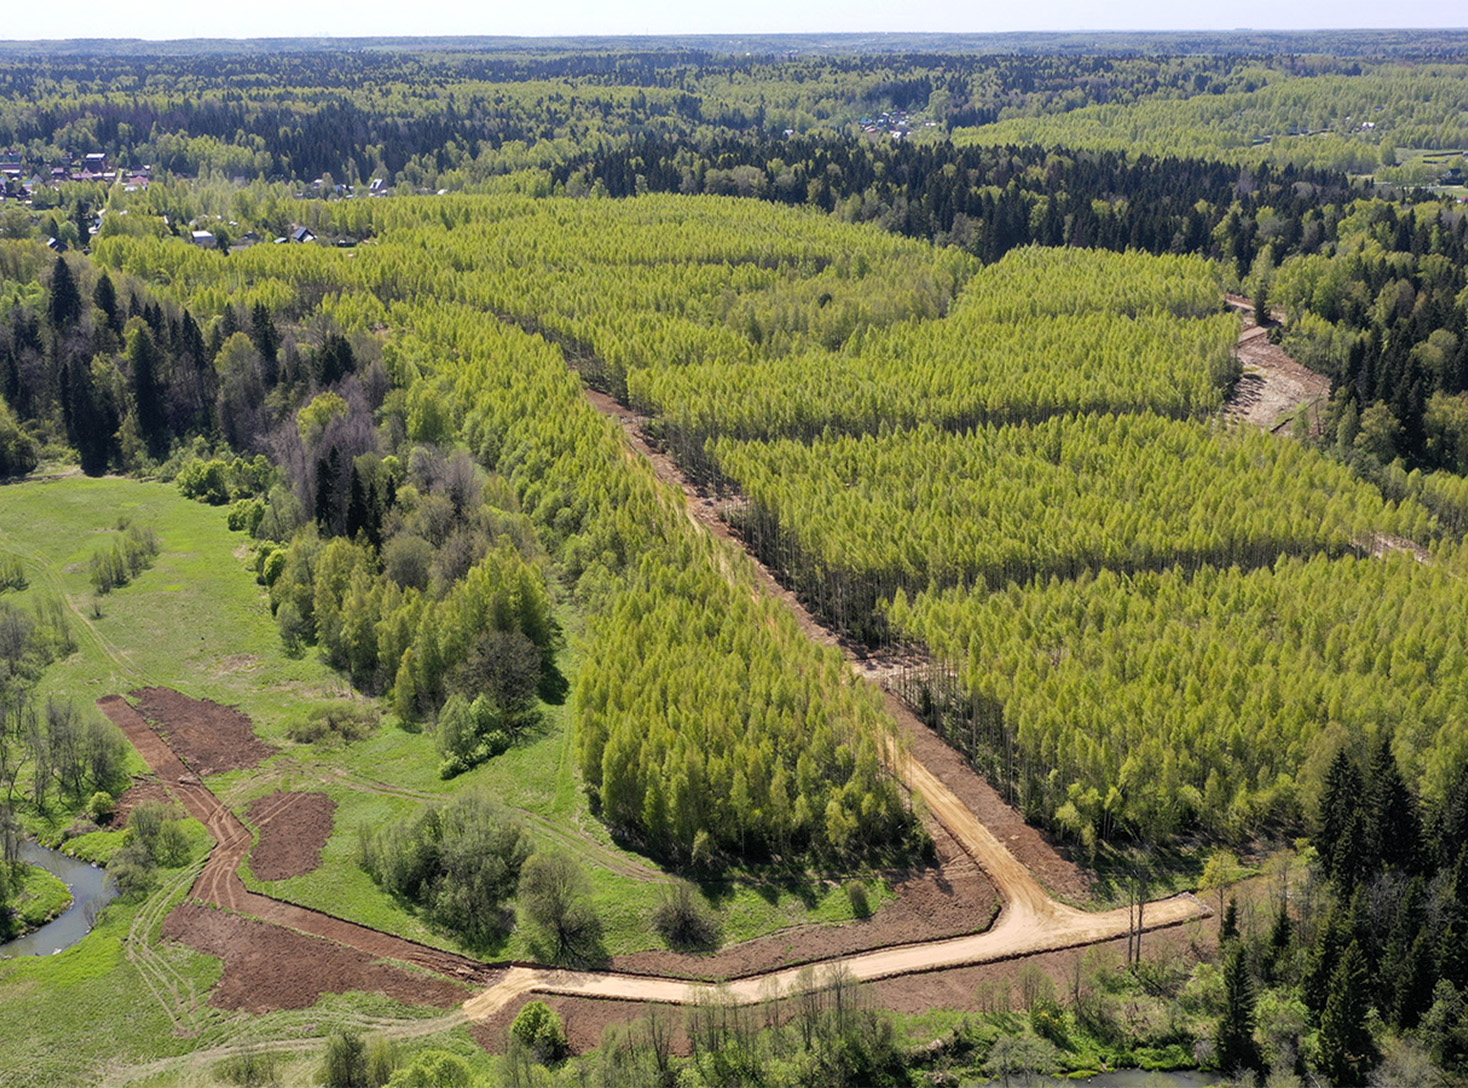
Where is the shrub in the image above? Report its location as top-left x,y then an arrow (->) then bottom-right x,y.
518,853 -> 601,964
0,555 -> 26,591
359,792 -> 531,945
227,497 -> 265,534
845,879 -> 872,919
320,1031 -> 368,1088
511,1001 -> 567,1063
213,1045 -> 279,1087
287,705 -> 379,746
652,880 -> 721,951
383,1049 -> 474,1087
86,791 -> 115,823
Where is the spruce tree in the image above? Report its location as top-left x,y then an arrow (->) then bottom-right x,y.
1318,748 -> 1363,881
1317,941 -> 1379,1088
1215,944 -> 1262,1076
46,256 -> 82,330
1364,735 -> 1419,873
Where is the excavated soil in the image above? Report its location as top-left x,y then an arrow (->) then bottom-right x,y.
868,923 -> 1203,1018
162,903 -> 473,1013
895,716 -> 1092,903
244,791 -> 336,881
111,777 -> 175,827
129,687 -> 275,776
614,826 -> 998,981
1224,295 -> 1330,432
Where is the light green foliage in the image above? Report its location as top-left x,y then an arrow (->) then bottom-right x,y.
358,792 -> 532,947
894,549 -> 1468,841
510,1001 -> 568,1064
954,67 -> 1468,177
719,414 -> 1420,635
638,247 -> 1235,469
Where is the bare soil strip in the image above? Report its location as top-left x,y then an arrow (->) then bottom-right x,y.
98,695 -> 500,991
129,687 -> 275,776
1224,295 -> 1331,431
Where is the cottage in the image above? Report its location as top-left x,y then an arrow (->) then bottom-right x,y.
292,226 -> 317,244
190,230 -> 218,249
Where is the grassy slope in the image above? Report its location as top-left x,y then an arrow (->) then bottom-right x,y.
0,474 -> 894,1083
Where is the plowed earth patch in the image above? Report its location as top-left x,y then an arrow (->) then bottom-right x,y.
129,686 -> 274,776
161,904 -> 471,1014
244,791 -> 335,881
614,826 -> 998,981
112,777 -> 175,827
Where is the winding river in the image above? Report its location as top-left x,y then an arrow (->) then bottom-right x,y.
0,841 -> 116,959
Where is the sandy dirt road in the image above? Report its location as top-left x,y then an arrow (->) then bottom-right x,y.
448,380 -> 1208,1017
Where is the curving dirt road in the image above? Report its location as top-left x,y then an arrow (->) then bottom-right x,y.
98,354 -> 1208,1026
449,374 -> 1208,1017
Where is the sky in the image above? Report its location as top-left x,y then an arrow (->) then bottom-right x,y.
3,0 -> 1465,42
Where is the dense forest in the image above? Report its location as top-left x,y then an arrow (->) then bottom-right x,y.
4,35 -> 1468,1086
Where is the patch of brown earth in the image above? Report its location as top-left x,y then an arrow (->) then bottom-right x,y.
111,777 -> 174,827
162,902 -> 474,1014
894,713 -> 1093,903
244,791 -> 336,881
613,825 -> 999,981
129,687 -> 274,776
867,922 -> 1204,1018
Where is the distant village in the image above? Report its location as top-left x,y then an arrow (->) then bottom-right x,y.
0,149 -> 395,252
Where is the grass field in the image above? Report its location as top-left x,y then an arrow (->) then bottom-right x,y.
0,473 -> 901,1083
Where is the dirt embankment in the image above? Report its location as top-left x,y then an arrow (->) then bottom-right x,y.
614,824 -> 998,981
1225,295 -> 1331,432
244,791 -> 335,881
162,904 -> 473,1014
129,687 -> 275,776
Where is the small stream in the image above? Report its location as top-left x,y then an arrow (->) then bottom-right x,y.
0,841 -> 117,958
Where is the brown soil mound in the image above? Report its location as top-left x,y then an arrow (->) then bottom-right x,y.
245,791 -> 336,881
129,687 -> 274,776
471,995 -> 683,1057
895,712 -> 1093,903
163,903 -> 473,1014
613,826 -> 999,981
112,777 -> 174,827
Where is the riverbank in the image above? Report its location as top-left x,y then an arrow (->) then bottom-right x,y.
0,859 -> 72,943
0,842 -> 114,958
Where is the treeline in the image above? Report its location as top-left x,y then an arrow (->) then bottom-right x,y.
418,295 -> 914,863
0,239 -> 379,476
557,132 -> 1358,267
718,415 -> 1432,640
1273,199 -> 1468,477
953,66 -> 1468,180
891,549 -> 1468,845
0,49 -> 1389,187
